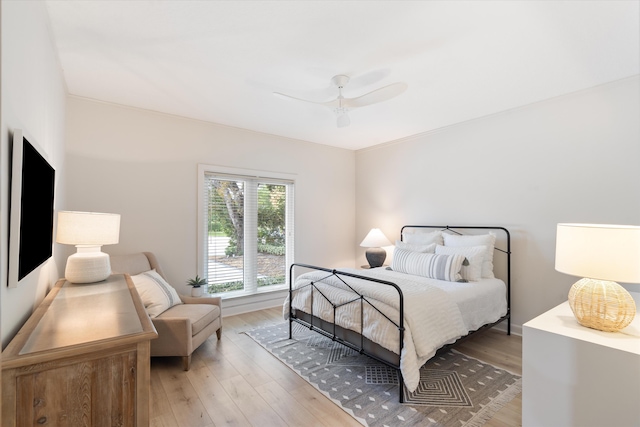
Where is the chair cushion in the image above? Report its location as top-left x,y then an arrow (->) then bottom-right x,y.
157,303 -> 220,336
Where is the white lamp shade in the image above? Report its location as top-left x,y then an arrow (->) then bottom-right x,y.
555,223 -> 640,283
56,211 -> 120,246
360,228 -> 392,248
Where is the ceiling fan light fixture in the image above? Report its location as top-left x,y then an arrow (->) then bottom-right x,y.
336,108 -> 350,128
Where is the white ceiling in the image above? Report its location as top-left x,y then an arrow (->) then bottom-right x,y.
44,1 -> 640,150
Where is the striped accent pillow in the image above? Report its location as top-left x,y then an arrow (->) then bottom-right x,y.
392,248 -> 465,282
435,244 -> 485,281
131,269 -> 183,317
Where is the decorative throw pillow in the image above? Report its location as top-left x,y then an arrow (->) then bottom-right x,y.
131,269 -> 182,317
443,233 -> 496,278
395,240 -> 436,253
402,229 -> 444,246
392,248 -> 465,282
435,244 -> 485,282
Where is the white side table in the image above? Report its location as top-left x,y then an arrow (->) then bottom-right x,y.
522,301 -> 640,427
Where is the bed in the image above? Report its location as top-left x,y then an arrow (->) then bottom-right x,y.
284,225 -> 511,403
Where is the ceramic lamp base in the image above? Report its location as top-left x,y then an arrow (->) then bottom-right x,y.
65,247 -> 111,283
365,247 -> 387,268
568,277 -> 636,332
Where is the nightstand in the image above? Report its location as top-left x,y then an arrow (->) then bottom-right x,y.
522,301 -> 640,427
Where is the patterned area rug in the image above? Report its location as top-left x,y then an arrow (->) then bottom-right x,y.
245,322 -> 521,427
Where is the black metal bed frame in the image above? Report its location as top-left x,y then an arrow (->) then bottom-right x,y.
288,225 -> 511,403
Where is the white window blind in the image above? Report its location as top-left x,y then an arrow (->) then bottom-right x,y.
198,167 -> 294,297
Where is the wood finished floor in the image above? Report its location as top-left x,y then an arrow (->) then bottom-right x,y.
149,307 -> 522,427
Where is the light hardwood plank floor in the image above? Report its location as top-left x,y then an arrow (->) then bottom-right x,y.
150,307 -> 522,426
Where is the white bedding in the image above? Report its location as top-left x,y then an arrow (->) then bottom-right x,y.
283,267 -> 508,392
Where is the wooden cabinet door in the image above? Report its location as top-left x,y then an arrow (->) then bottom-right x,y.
13,349 -> 137,427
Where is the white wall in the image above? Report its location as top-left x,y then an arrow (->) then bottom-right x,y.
1,1 -> 67,347
64,97 -> 356,312
3,3 -> 635,343
355,76 -> 640,331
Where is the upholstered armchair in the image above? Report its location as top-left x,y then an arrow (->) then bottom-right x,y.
110,252 -> 221,370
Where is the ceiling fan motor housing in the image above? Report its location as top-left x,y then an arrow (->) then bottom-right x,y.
331,74 -> 350,88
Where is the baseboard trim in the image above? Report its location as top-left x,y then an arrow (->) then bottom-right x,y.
492,321 -> 523,337
221,289 -> 287,317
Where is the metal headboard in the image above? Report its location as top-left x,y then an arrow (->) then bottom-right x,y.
400,225 -> 511,334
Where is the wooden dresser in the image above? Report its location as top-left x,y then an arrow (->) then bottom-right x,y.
2,274 -> 157,427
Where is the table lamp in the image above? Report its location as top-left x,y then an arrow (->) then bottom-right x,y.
555,223 -> 640,332
56,211 -> 121,283
360,228 -> 392,268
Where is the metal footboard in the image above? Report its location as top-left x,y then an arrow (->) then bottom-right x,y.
288,263 -> 406,402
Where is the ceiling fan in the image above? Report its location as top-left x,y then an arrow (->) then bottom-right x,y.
274,74 -> 408,128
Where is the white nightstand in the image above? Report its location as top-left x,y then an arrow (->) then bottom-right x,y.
522,301 -> 640,427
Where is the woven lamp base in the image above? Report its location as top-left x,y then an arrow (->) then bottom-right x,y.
568,278 -> 636,332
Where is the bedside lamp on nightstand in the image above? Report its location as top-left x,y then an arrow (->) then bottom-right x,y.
360,228 -> 392,268
555,223 -> 640,332
56,211 -> 121,284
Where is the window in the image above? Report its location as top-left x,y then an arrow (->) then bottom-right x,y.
197,166 -> 294,297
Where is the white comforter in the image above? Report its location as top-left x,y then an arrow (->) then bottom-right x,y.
283,268 -> 483,392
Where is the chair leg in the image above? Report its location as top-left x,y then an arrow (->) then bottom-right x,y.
182,355 -> 191,371
216,327 -> 222,340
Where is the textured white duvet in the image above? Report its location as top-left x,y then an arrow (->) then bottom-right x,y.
283,267 -> 507,392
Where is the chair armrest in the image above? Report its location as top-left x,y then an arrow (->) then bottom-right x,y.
180,295 -> 222,307
152,317 -> 191,335
151,317 -> 192,357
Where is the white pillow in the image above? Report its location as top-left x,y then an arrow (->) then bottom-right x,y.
131,269 -> 182,317
391,248 -> 464,282
443,233 -> 496,278
395,240 -> 436,253
402,229 -> 444,246
435,244 -> 485,282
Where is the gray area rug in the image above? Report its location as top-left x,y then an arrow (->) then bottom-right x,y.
245,322 -> 521,427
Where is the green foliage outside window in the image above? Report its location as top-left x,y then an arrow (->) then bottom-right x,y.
205,178 -> 287,294
207,181 -> 285,257
207,276 -> 285,294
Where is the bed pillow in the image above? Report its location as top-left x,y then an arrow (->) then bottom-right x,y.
435,244 -> 485,282
391,248 -> 465,282
395,240 -> 436,253
131,269 -> 182,317
402,229 -> 444,246
443,233 -> 496,278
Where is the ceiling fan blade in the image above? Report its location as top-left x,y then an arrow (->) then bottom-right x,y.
346,69 -> 391,91
343,82 -> 408,109
273,91 -> 323,105
273,92 -> 340,108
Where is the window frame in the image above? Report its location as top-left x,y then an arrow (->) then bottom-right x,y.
197,164 -> 295,298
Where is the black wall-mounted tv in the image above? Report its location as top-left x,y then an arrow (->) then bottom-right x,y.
7,129 -> 56,288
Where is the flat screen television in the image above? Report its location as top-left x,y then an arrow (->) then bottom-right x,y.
7,129 -> 56,288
